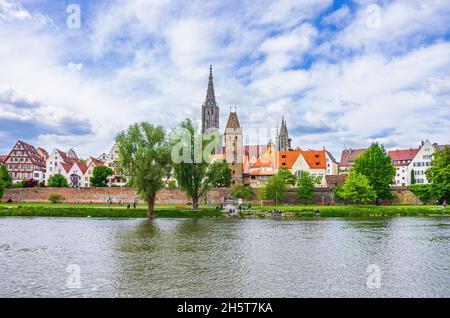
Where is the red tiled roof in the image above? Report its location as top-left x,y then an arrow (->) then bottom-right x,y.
276,150 -> 301,169
75,161 -> 88,175
301,150 -> 327,169
388,148 -> 419,163
61,162 -> 72,173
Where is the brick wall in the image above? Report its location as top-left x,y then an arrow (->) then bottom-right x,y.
1,187 -> 232,205
2,186 -> 418,205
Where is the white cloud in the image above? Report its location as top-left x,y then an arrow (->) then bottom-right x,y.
0,0 -> 449,159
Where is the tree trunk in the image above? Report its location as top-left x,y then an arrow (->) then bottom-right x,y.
376,198 -> 379,206
147,193 -> 155,218
192,196 -> 199,210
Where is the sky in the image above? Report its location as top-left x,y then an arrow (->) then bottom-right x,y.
0,0 -> 449,160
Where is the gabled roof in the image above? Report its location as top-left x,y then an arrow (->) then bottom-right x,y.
276,150 -> 301,169
88,157 -> 104,166
61,162 -> 72,173
75,161 -> 88,175
339,148 -> 367,167
0,155 -> 6,164
388,148 -> 419,164
301,150 -> 327,169
4,140 -> 46,168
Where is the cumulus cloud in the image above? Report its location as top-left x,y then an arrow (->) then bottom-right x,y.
0,0 -> 449,159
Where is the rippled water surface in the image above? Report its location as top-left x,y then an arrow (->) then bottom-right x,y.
0,217 -> 449,297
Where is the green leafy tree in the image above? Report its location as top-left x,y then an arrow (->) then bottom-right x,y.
352,142 -> 395,205
340,171 -> 376,205
425,146 -> 450,203
231,184 -> 254,201
277,168 -> 297,186
409,184 -> 433,205
48,173 -> 68,187
296,171 -> 316,205
171,119 -> 220,210
0,179 -> 5,199
333,184 -> 348,205
0,165 -> 12,188
208,161 -> 232,188
262,174 -> 287,205
410,169 -> 415,185
116,122 -> 172,217
90,166 -> 114,187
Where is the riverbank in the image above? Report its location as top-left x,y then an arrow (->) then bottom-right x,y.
0,204 -> 448,218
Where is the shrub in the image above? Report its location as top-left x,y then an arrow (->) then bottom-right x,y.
48,174 -> 68,187
48,193 -> 63,204
231,184 -> 254,201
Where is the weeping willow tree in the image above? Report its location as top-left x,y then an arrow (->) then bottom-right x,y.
116,122 -> 171,217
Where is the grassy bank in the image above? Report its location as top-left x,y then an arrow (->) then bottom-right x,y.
252,205 -> 449,217
0,206 -> 223,218
0,204 -> 448,219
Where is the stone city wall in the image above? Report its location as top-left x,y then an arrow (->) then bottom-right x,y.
2,186 -> 418,205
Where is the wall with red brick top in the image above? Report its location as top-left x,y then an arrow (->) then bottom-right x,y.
1,187 -> 232,205
1,186 -> 417,205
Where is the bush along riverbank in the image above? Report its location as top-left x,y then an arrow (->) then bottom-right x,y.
0,205 -> 448,219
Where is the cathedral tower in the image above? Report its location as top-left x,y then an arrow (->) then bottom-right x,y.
224,109 -> 243,185
277,116 -> 292,151
201,65 -> 220,134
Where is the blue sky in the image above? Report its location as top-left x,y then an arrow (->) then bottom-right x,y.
0,0 -> 449,159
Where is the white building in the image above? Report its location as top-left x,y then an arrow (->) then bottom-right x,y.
45,149 -> 78,185
104,144 -> 127,186
388,148 -> 419,186
407,140 -> 435,185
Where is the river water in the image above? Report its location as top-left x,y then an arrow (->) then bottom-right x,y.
0,217 -> 448,297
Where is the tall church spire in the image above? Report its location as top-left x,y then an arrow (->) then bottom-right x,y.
278,116 -> 292,151
201,65 -> 220,134
204,65 -> 217,107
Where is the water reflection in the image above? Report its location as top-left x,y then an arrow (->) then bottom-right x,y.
0,217 -> 448,297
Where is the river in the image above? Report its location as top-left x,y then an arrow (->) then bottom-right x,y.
0,217 -> 448,297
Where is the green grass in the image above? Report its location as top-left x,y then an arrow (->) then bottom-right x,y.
251,204 -> 449,217
0,203 -> 448,219
0,206 -> 223,218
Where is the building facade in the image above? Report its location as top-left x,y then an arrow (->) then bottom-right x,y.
3,140 -> 47,183
407,140 -> 435,185
45,149 -> 78,185
388,148 -> 419,186
338,148 -> 367,174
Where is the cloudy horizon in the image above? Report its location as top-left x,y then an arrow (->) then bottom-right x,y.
0,0 -> 449,159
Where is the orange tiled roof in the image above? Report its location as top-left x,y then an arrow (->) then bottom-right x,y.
301,150 -> 327,169
276,150 -> 301,169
